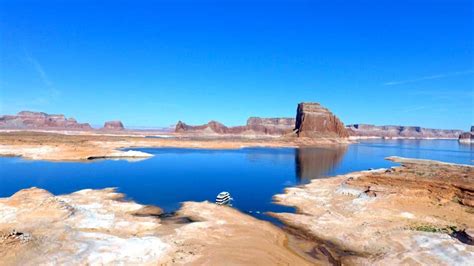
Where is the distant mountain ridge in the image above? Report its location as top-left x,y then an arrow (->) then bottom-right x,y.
0,111 -> 125,131
346,124 -> 463,139
175,117 -> 296,136
0,109 -> 466,139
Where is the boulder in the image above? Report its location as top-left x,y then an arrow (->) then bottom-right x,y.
103,121 -> 125,131
294,102 -> 348,138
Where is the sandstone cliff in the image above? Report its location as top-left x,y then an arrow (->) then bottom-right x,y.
347,124 -> 463,139
0,111 -> 92,130
102,121 -> 125,131
294,102 -> 349,138
175,102 -> 349,139
175,117 -> 294,136
459,126 -> 474,144
246,117 -> 295,135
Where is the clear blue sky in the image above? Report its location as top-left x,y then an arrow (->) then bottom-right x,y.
1,0 -> 472,129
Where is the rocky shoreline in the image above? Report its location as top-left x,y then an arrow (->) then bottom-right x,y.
1,157 -> 472,264
0,187 -> 313,265
271,157 -> 474,264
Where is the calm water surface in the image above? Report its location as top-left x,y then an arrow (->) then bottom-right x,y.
1,140 -> 472,222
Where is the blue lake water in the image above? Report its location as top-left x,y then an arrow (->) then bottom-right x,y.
0,139 -> 472,222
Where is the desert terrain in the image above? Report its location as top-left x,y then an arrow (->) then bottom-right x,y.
1,155 -> 472,265
0,103 -> 472,265
272,157 -> 474,264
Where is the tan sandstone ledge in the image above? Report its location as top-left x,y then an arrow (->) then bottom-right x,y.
271,157 -> 474,265
0,187 -> 314,265
0,131 -> 351,161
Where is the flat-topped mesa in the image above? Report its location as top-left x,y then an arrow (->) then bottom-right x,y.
175,120 -> 234,134
459,126 -> 474,144
102,120 -> 125,131
294,102 -> 349,138
0,111 -> 92,130
246,117 -> 295,127
175,117 -> 294,136
246,117 -> 295,135
347,124 -> 464,139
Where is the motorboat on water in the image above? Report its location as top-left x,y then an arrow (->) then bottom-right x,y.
215,191 -> 232,206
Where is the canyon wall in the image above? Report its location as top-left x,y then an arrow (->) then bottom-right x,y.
347,124 -> 463,139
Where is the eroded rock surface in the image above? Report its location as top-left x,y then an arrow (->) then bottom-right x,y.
0,188 -> 168,265
295,102 -> 349,138
0,187 -> 311,265
0,111 -> 92,130
272,157 -> 474,264
347,124 -> 463,139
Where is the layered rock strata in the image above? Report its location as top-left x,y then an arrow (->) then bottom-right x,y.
0,111 -> 92,130
347,124 -> 463,139
175,117 -> 295,136
294,102 -> 349,138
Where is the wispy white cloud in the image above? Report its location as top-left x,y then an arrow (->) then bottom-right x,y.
384,70 -> 474,86
24,53 -> 61,101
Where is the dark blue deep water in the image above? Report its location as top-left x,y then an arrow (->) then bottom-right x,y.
0,140 -> 472,222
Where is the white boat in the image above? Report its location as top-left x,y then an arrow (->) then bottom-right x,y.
215,191 -> 232,206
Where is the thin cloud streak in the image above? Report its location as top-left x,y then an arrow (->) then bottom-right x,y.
24,53 -> 61,103
384,70 -> 474,86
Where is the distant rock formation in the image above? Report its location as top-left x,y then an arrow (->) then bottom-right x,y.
459,126 -> 474,144
175,117 -> 295,136
0,111 -> 92,130
103,121 -> 125,131
176,103 -> 349,139
347,124 -> 463,139
246,117 -> 295,135
294,102 -> 349,138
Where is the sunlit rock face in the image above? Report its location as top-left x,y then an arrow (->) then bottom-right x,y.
347,124 -> 463,139
0,111 -> 92,130
294,102 -> 349,138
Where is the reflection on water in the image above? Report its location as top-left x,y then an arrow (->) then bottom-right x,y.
295,147 -> 347,182
0,139 -> 472,224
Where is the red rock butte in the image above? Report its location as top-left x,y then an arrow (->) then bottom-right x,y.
103,121 -> 125,130
294,102 -> 349,138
